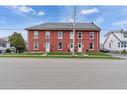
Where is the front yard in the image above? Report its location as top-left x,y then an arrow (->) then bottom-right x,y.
0,51 -> 120,59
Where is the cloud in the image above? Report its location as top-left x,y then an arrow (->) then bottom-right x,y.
112,20 -> 127,28
68,18 -> 74,22
80,7 -> 99,15
10,6 -> 45,16
38,11 -> 45,16
94,17 -> 104,26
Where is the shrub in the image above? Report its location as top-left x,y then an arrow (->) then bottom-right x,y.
5,48 -> 11,53
86,50 -> 110,56
121,49 -> 127,54
47,52 -> 72,55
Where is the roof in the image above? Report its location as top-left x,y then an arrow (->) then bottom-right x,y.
0,38 -> 9,43
105,29 -> 127,37
25,23 -> 101,31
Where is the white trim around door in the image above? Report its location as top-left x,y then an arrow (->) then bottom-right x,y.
78,42 -> 82,52
46,41 -> 50,52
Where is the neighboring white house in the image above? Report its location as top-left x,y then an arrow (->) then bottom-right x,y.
0,38 -> 10,53
104,29 -> 127,51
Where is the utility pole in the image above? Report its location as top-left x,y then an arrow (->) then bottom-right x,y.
72,5 -> 76,56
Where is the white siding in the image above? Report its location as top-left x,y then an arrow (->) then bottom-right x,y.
104,32 -> 127,51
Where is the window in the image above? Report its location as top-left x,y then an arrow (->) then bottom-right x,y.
78,32 -> 82,39
124,33 -> 127,38
34,31 -> 38,39
118,42 -> 120,48
90,32 -> 94,39
58,42 -> 63,50
109,43 -> 111,48
58,32 -> 63,39
124,42 -> 126,48
70,31 -> 73,39
121,42 -> 124,48
90,42 -> 94,50
0,43 -> 6,47
78,42 -> 82,48
70,42 -> 73,48
34,41 -> 38,50
46,31 -> 50,39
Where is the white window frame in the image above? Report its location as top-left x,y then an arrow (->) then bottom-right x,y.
58,41 -> 63,50
46,31 -> 50,39
34,41 -> 38,50
90,32 -> 94,39
70,31 -> 73,39
90,42 -> 94,50
70,42 -> 73,48
78,32 -> 82,39
109,43 -> 111,48
34,31 -> 38,39
121,42 -> 124,48
118,42 -> 120,48
124,42 -> 126,48
124,33 -> 127,38
58,31 -> 63,39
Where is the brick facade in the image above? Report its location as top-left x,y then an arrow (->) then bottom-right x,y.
27,30 -> 100,52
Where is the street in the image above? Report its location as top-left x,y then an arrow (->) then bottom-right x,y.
0,58 -> 127,89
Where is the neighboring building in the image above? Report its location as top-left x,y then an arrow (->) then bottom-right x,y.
0,38 -> 10,53
100,43 -> 104,49
25,23 -> 101,52
104,29 -> 127,51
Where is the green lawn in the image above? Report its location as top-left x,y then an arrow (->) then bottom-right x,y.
0,51 -> 120,59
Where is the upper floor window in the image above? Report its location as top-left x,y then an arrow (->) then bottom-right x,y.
34,31 -> 38,39
58,31 -> 63,39
78,32 -> 82,39
124,33 -> 127,38
70,31 -> 73,39
46,31 -> 50,39
90,32 -> 94,39
34,41 -> 38,50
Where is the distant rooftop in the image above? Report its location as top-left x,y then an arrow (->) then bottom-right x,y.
0,38 -> 9,43
25,23 -> 101,31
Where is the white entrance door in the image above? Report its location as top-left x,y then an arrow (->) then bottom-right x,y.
78,42 -> 82,52
46,42 -> 50,52
70,42 -> 74,52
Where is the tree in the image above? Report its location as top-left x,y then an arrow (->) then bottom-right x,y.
9,32 -> 26,53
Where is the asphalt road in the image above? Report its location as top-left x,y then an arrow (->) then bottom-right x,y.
0,58 -> 127,89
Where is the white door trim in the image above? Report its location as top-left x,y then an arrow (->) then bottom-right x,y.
70,42 -> 74,52
78,42 -> 82,52
46,41 -> 50,52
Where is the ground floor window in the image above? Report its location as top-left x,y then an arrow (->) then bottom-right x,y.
34,41 -> 38,50
121,42 -> 124,48
90,42 -> 94,50
70,42 -> 73,48
118,42 -> 120,48
58,42 -> 63,50
124,42 -> 126,48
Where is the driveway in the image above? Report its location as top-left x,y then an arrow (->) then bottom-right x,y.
110,53 -> 127,59
0,58 -> 127,89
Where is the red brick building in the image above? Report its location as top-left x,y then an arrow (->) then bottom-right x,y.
25,23 -> 101,52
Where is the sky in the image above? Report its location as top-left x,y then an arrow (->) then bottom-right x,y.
0,6 -> 127,43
